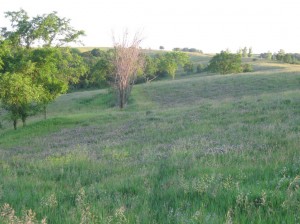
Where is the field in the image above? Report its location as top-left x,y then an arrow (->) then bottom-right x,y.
0,58 -> 300,223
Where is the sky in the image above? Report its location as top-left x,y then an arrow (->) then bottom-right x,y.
1,0 -> 300,53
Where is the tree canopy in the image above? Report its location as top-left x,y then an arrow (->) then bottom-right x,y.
0,9 -> 86,129
207,51 -> 242,74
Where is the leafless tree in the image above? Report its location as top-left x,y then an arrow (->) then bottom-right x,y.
112,30 -> 144,109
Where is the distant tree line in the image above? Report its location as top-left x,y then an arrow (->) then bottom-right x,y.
260,49 -> 300,64
237,47 -> 253,58
173,47 -> 203,54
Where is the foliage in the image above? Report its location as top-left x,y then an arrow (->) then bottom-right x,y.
207,51 -> 242,74
260,49 -> 300,64
183,62 -> 194,74
1,9 -> 84,48
141,55 -> 159,83
75,49 -> 193,89
242,63 -> 253,72
31,47 -> 87,118
0,71 -> 42,129
248,47 -> 252,58
173,47 -> 203,53
0,9 -> 86,129
196,64 -> 206,73
242,47 -> 248,57
157,51 -> 189,79
76,48 -> 113,89
260,51 -> 273,60
90,48 -> 102,57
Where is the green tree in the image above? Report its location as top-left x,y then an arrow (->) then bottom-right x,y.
89,52 -> 113,87
157,52 -> 189,79
248,47 -> 252,58
242,63 -> 253,72
0,66 -> 43,129
196,64 -> 206,73
283,54 -> 293,63
237,48 -> 242,56
183,62 -> 194,74
0,9 -> 86,128
276,49 -> 285,61
207,51 -> 242,74
143,55 -> 159,83
31,47 -> 87,119
77,49 -> 113,89
2,10 -> 84,48
91,48 -> 102,57
242,47 -> 248,57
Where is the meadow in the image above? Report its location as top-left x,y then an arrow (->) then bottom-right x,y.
0,57 -> 299,223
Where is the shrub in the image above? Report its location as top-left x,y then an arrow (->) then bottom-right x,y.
242,64 -> 253,73
207,51 -> 242,74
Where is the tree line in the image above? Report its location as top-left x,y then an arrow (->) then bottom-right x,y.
0,10 -> 258,130
172,47 -> 203,54
260,49 -> 300,64
73,48 -> 191,89
0,10 -> 194,129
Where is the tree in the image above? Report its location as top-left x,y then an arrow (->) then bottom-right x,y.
196,64 -> 206,73
76,49 -> 113,89
260,51 -> 273,60
248,47 -> 252,58
1,9 -> 84,48
31,47 -> 87,119
0,68 -> 43,129
143,55 -> 159,83
207,51 -> 242,74
91,48 -> 102,57
237,48 -> 242,55
0,9 -> 86,129
242,47 -> 248,57
183,62 -> 194,74
112,31 -> 144,109
89,51 -> 113,87
157,51 -> 189,79
276,49 -> 285,61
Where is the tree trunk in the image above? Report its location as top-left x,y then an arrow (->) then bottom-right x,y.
13,119 -> 17,130
119,89 -> 124,109
44,105 -> 47,120
22,116 -> 26,127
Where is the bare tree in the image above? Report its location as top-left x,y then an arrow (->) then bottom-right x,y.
112,30 -> 144,109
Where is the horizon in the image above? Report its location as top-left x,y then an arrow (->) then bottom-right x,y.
1,0 -> 300,53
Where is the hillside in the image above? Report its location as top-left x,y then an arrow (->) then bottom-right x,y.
0,60 -> 300,223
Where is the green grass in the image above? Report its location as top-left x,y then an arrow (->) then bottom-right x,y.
0,60 -> 300,223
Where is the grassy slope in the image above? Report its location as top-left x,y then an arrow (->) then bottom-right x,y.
0,60 -> 300,223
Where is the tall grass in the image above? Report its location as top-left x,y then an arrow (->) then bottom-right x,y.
0,61 -> 299,223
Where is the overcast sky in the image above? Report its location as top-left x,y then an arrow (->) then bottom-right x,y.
1,0 -> 300,53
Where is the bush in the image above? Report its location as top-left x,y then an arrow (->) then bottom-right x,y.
196,64 -> 206,73
207,51 -> 242,74
243,64 -> 253,72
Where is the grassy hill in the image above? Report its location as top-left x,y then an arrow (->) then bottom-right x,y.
0,60 -> 299,223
